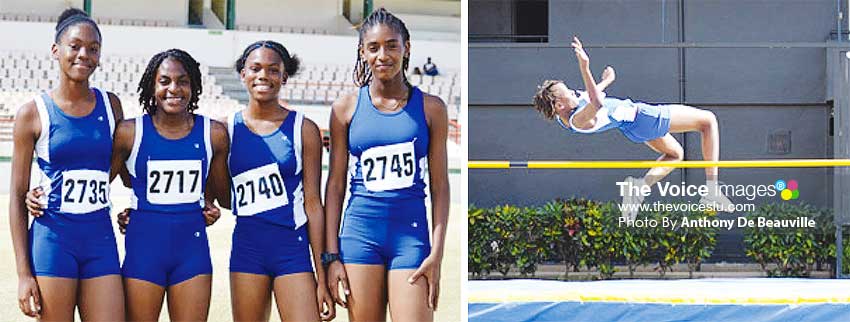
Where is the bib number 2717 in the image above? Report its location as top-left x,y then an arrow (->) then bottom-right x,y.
146,160 -> 202,205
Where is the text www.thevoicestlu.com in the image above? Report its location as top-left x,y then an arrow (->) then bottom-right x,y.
617,201 -> 756,213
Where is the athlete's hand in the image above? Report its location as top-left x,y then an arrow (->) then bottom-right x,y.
602,65 -> 616,82
17,275 -> 41,318
572,36 -> 590,69
327,261 -> 350,308
25,187 -> 45,217
117,208 -> 131,234
317,283 -> 336,321
202,202 -> 221,226
408,254 -> 442,310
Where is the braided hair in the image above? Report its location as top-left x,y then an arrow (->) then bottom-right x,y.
234,40 -> 300,78
55,8 -> 101,43
353,7 -> 411,88
137,49 -> 203,115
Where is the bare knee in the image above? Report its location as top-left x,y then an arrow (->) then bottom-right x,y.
667,145 -> 685,161
699,111 -> 718,133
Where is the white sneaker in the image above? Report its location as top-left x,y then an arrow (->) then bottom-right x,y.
700,193 -> 735,213
620,176 -> 647,221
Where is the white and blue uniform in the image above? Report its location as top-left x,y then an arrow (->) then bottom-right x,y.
122,114 -> 213,287
227,110 -> 312,277
340,85 -> 431,270
557,91 -> 671,143
29,88 -> 120,279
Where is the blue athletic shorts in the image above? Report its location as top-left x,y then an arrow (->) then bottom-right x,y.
621,103 -> 671,143
230,217 -> 313,277
29,211 -> 120,279
122,211 -> 212,287
339,196 -> 431,270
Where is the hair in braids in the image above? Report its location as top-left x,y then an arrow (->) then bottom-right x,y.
137,49 -> 203,115
353,7 -> 411,88
234,40 -> 300,77
55,8 -> 101,43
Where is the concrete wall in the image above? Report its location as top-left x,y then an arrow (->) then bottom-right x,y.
0,20 -> 461,70
234,0 -> 339,29
91,0 -> 189,26
0,0 -> 83,15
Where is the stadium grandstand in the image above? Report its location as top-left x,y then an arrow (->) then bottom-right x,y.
0,0 -> 461,158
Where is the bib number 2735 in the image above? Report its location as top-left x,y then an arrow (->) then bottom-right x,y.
146,160 -> 202,205
60,170 -> 109,214
361,141 -> 415,192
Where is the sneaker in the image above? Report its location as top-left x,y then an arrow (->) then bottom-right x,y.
700,193 -> 735,213
620,176 -> 647,221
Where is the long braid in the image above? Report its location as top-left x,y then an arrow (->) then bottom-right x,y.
138,49 -> 203,115
353,7 -> 411,88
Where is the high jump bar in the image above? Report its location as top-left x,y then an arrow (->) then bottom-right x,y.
468,159 -> 850,169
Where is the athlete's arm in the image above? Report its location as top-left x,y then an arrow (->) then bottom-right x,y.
110,119 -> 135,185
570,36 -> 604,130
208,120 -> 231,207
110,119 -> 135,234
10,101 -> 42,318
408,94 -> 450,310
301,117 -> 336,320
324,92 -> 356,307
106,92 -> 130,187
597,66 -> 615,92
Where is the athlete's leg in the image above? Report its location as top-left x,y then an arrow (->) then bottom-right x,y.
666,105 -> 720,180
387,269 -> 432,322
344,264 -> 387,322
124,278 -> 165,321
272,272 -> 321,322
78,275 -> 124,321
643,134 -> 685,186
230,272 -> 272,322
166,274 -> 212,321
35,277 -> 78,321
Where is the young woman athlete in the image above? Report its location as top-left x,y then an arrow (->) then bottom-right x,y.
532,37 -> 734,219
10,8 -> 126,321
226,40 -> 335,322
324,8 -> 450,322
112,49 -> 228,321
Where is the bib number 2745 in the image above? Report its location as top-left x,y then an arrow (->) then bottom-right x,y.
361,141 -> 415,192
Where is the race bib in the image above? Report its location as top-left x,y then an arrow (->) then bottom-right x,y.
232,163 -> 288,216
146,160 -> 202,205
611,103 -> 637,122
361,141 -> 416,192
60,170 -> 109,214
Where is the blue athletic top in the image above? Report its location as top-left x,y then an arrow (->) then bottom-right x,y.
126,114 -> 211,214
227,109 -> 306,229
33,88 -> 115,222
556,91 -> 640,134
348,85 -> 429,199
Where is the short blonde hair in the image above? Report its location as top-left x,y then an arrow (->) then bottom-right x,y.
532,80 -> 562,120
